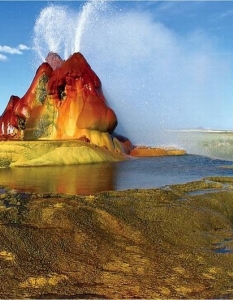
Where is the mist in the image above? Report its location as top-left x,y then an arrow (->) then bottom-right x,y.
33,2 -> 233,146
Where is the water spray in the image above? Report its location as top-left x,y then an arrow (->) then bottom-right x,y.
33,0 -> 107,61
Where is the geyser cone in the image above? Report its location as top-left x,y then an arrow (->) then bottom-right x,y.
0,52 -> 132,154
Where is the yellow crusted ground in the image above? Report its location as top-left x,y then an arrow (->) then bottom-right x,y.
1,177 -> 233,298
0,140 -> 126,167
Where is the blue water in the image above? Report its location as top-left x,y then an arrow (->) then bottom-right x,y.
115,155 -> 233,190
0,154 -> 233,195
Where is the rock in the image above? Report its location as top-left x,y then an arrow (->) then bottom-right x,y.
0,95 -> 21,139
112,132 -> 134,153
45,51 -> 64,70
1,177 -> 233,298
78,135 -> 90,143
0,52 -> 132,154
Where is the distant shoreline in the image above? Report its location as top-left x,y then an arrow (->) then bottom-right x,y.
158,129 -> 233,133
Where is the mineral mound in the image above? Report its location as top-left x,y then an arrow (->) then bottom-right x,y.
0,52 -> 132,154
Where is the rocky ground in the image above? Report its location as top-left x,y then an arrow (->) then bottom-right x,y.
1,177 -> 233,298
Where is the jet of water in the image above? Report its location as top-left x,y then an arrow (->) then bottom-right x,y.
74,0 -> 106,53
33,5 -> 70,61
33,0 -> 106,61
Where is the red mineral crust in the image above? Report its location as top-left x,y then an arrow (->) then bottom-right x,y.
0,52 -> 133,154
0,95 -> 21,139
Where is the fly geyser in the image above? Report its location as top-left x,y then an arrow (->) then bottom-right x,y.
0,52 -> 133,167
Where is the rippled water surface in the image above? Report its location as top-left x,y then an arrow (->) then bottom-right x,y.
1,154 -> 233,195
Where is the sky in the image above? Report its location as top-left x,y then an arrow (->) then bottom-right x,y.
0,0 -> 233,145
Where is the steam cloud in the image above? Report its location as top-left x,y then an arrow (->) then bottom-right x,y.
33,2 -> 233,146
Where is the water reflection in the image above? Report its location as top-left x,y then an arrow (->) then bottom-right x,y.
0,163 -> 118,195
1,155 -> 233,195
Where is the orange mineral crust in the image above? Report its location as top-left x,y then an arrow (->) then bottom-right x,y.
130,146 -> 186,157
0,52 -> 132,154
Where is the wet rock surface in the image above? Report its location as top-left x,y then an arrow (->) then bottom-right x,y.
1,177 -> 233,298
